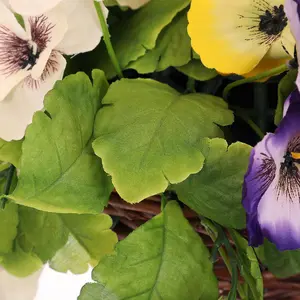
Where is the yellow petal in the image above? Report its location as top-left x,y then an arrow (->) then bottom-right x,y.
241,55 -> 289,80
188,0 -> 286,74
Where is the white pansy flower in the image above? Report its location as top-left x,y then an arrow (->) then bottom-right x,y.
0,1 -> 106,141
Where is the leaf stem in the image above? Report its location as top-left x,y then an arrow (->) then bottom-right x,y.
233,109 -> 265,139
223,64 -> 288,100
1,165 -> 15,209
94,1 -> 123,78
228,229 -> 261,300
201,219 -> 246,300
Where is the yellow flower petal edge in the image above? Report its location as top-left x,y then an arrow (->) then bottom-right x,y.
188,0 -> 273,75
242,56 -> 289,80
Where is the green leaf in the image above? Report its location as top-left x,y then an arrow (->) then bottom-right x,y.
0,139 -> 22,168
258,240 -> 300,278
93,79 -> 233,203
127,10 -> 191,73
177,59 -> 218,81
18,207 -> 69,262
0,202 -> 18,255
2,206 -> 117,276
174,138 -> 251,228
275,69 -> 297,125
1,242 -> 43,277
230,230 -> 263,300
97,0 -> 191,78
79,201 -> 218,300
9,70 -> 112,214
50,213 -> 118,274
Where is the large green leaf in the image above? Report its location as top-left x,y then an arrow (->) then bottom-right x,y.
230,230 -> 263,300
0,139 -> 22,168
79,201 -> 218,300
174,138 -> 251,228
97,0 -> 190,78
275,69 -> 297,125
50,213 -> 118,274
93,79 -> 233,203
177,59 -> 218,81
258,240 -> 300,278
127,10 -> 191,73
8,70 -> 112,214
0,202 -> 18,255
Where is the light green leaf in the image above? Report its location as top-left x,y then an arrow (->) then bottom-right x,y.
0,139 -> 22,168
275,69 -> 297,125
0,202 -> 18,255
1,242 -> 43,277
9,70 -> 112,214
127,10 -> 191,73
258,240 -> 300,278
93,79 -> 233,203
97,0 -> 190,78
79,201 -> 218,300
174,138 -> 251,228
177,59 -> 218,81
230,230 -> 263,300
50,213 -> 118,274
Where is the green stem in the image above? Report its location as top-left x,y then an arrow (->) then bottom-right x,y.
201,219 -> 246,300
223,64 -> 288,100
94,1 -> 123,78
1,165 -> 15,209
234,109 -> 265,139
228,229 -> 261,300
186,77 -> 196,93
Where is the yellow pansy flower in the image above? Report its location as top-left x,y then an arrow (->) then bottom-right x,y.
188,0 -> 295,77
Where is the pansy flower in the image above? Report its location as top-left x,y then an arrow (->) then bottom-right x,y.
0,1 -> 106,141
188,0 -> 295,77
243,90 -> 300,251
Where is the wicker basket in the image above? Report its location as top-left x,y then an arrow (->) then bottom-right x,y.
105,193 -> 300,299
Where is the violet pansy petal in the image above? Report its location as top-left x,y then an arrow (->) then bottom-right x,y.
243,134 -> 276,246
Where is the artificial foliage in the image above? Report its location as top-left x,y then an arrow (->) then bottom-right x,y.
0,0 -> 300,299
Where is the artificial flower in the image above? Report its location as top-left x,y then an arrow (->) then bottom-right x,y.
0,1 -> 105,141
243,89 -> 300,251
285,0 -> 300,89
188,0 -> 295,77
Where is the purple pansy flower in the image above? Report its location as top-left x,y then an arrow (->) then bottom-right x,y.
243,89 -> 300,251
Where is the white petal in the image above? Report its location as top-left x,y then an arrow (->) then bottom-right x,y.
0,268 -> 42,300
0,2 -> 30,101
0,53 -> 66,141
0,1 -> 27,39
56,0 -> 106,55
116,0 -> 150,9
9,0 -> 63,15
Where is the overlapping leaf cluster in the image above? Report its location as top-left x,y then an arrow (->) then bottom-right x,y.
1,0 -> 299,299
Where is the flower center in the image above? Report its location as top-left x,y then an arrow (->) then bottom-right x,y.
20,42 -> 40,70
259,5 -> 288,35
